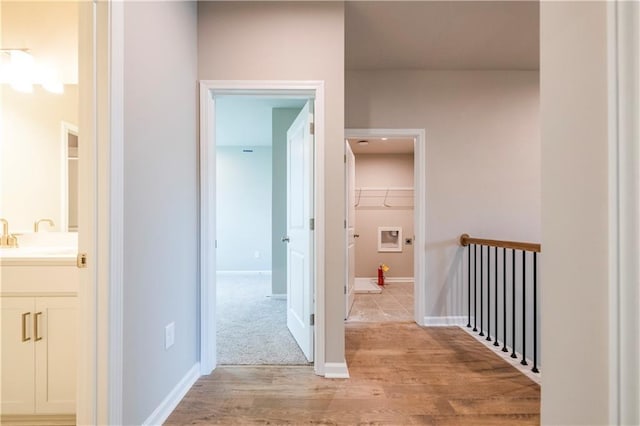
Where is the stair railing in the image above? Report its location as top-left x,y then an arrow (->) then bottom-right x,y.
460,234 -> 541,374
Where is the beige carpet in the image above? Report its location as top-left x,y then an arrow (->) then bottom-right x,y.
216,272 -> 309,365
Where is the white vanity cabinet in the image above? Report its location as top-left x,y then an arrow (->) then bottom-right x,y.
1,296 -> 77,415
1,260 -> 78,421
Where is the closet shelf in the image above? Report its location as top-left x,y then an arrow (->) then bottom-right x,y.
353,187 -> 414,208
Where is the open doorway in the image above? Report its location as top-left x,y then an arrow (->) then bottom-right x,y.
345,136 -> 416,322
199,81 -> 328,375
214,96 -> 309,365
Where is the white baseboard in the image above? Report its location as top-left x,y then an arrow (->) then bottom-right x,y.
142,362 -> 200,426
356,276 -> 414,283
324,361 -> 350,379
271,293 -> 286,299
216,270 -> 272,275
423,316 -> 466,326
384,277 -> 414,283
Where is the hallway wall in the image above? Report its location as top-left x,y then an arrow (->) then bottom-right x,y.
346,70 -> 540,321
122,2 -> 198,424
198,1 -> 346,366
540,2 -> 611,423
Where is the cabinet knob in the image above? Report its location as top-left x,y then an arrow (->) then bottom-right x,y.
21,312 -> 31,342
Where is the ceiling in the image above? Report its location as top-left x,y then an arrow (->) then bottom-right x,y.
348,137 -> 414,155
216,96 -> 306,146
346,1 -> 539,71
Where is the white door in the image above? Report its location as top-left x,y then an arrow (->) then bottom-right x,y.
285,101 -> 314,362
345,141 -> 356,318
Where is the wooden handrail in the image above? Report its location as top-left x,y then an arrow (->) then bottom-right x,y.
459,234 -> 541,253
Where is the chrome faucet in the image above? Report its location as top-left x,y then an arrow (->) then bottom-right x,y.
0,218 -> 18,248
34,218 -> 55,232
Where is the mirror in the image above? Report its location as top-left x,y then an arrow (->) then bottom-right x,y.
0,2 -> 79,234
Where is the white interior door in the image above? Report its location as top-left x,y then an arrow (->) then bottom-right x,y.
345,141 -> 356,318
285,101 -> 314,362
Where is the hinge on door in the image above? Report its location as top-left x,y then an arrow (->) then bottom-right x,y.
310,218 -> 315,230
344,154 -> 347,163
310,122 -> 315,135
344,219 -> 347,229
344,286 -> 347,294
310,313 -> 315,326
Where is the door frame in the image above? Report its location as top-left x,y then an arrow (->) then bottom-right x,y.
77,1 -> 124,425
199,80 -> 326,376
344,128 -> 427,325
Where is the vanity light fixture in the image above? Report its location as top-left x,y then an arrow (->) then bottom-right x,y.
0,48 -> 64,94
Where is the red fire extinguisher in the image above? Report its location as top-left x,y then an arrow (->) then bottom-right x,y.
377,266 -> 385,286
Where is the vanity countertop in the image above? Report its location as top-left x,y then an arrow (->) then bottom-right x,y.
1,247 -> 77,266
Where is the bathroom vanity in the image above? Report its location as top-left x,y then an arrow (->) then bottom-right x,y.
1,240 -> 79,424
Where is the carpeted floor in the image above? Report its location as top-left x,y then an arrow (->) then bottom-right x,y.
216,272 -> 309,365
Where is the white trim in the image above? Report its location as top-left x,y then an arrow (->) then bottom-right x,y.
610,1 -> 640,424
60,121 -> 78,232
323,362 -> 350,379
383,277 -> 414,283
216,270 -> 272,276
107,2 -> 125,424
141,363 -> 200,426
345,129 -> 427,326
199,80 -> 326,377
423,316 -> 466,326
459,326 -> 541,385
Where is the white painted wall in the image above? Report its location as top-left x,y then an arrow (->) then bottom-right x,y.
354,154 -> 414,278
346,70 -> 540,319
122,2 -> 198,425
216,146 -> 272,271
198,1 -> 345,365
540,2 -> 611,423
1,86 -> 78,232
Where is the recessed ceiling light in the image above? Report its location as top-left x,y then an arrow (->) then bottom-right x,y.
381,137 -> 388,141
358,140 -> 369,146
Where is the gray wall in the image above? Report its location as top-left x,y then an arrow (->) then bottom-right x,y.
216,146 -> 272,271
354,154 -> 414,278
123,2 -> 198,424
540,2 -> 610,423
198,1 -> 346,365
272,108 -> 301,295
346,70 -> 540,320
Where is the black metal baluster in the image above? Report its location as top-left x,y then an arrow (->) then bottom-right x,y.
479,245 -> 484,336
494,246 -> 499,347
467,244 -> 471,328
511,249 -> 517,359
486,246 -> 491,342
473,244 -> 477,332
502,247 -> 508,352
521,250 -> 528,366
532,252 -> 539,373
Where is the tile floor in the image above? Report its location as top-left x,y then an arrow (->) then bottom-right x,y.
347,282 -> 414,322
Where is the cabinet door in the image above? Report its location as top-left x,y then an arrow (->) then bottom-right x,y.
34,297 -> 76,414
1,297 -> 36,414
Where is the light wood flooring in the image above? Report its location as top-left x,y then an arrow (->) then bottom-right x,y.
348,282 -> 414,322
166,323 -> 540,425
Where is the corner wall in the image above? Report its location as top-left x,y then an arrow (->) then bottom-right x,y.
540,1 -> 611,423
346,70 -> 540,320
122,2 -> 198,424
198,1 -> 345,365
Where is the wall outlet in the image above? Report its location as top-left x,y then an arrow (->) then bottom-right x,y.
254,250 -> 260,258
165,322 -> 175,350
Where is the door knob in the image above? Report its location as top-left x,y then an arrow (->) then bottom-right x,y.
281,236 -> 290,243
354,234 -> 360,238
